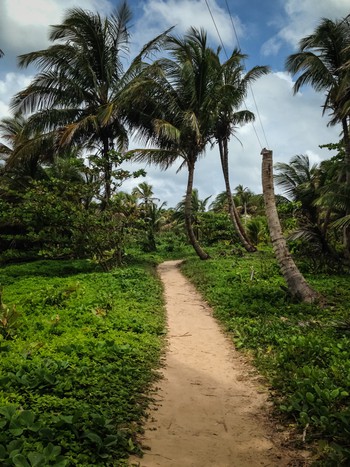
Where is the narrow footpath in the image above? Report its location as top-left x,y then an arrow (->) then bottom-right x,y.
129,260 -> 308,467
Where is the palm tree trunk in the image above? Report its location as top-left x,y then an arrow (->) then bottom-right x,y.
185,158 -> 209,260
261,148 -> 320,303
101,136 -> 112,210
341,118 -> 350,258
219,139 -> 256,252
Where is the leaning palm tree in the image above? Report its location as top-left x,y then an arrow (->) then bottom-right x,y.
261,148 -> 321,303
128,28 -> 221,259
285,17 -> 350,255
11,4 -> 168,208
211,49 -> 269,252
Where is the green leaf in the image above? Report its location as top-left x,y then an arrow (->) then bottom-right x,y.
0,405 -> 17,420
299,411 -> 309,425
0,444 -> 7,460
306,392 -> 315,403
58,415 -> 73,425
0,419 -> 7,429
128,438 -> 135,450
103,435 -> 118,447
28,422 -> 41,433
18,410 -> 35,426
53,458 -> 69,467
330,388 -> 340,399
84,432 -> 102,446
28,452 -> 45,467
12,454 -> 30,467
9,427 -> 24,436
43,443 -> 61,460
8,440 -> 24,452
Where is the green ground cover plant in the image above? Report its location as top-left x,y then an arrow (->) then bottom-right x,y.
181,248 -> 350,466
0,259 -> 165,466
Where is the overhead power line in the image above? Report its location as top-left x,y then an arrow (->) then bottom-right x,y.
205,0 -> 270,149
204,0 -> 228,58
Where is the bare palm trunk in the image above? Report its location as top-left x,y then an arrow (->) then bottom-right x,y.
261,148 -> 320,303
341,118 -> 350,258
185,158 -> 209,260
219,139 -> 256,252
101,136 -> 112,210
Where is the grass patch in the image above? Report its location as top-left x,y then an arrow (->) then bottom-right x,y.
181,248 -> 350,466
0,258 -> 165,466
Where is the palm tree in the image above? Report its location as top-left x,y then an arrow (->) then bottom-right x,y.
132,182 -> 159,207
274,154 -> 337,254
209,191 -> 229,212
285,17 -> 350,255
235,184 -> 254,219
274,155 -> 320,223
261,148 -> 320,303
211,49 -> 269,252
0,113 -> 54,182
173,189 -> 211,241
11,4 -> 168,208
128,28 -> 221,259
142,201 -> 167,251
314,151 -> 350,252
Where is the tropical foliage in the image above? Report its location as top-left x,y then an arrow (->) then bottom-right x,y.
285,17 -> 350,257
0,258 -> 165,466
1,4 -> 350,465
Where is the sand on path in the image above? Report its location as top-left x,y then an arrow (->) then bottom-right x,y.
129,260 -> 307,467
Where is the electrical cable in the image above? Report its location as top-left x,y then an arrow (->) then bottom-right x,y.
205,0 -> 270,149
204,0 -> 229,59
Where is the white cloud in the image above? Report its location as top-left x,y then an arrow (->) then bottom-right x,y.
131,0 -> 242,54
261,37 -> 282,57
0,0 -> 112,56
0,72 -> 32,119
262,0 -> 350,55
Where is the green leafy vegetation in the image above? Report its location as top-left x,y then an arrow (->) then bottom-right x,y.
0,259 -> 165,466
181,249 -> 350,465
1,5 -> 350,466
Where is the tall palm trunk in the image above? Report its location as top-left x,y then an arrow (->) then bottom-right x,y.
185,158 -> 210,260
219,139 -> 256,252
341,118 -> 350,258
261,148 -> 320,303
101,136 -> 113,210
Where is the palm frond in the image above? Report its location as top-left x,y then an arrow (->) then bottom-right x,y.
331,214 -> 350,230
125,148 -> 180,170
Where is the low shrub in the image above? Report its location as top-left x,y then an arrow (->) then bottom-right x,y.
0,259 -> 165,466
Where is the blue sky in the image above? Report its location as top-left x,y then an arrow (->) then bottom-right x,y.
0,0 -> 349,207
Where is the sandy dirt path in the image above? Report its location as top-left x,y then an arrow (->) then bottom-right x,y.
129,260 -> 306,467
